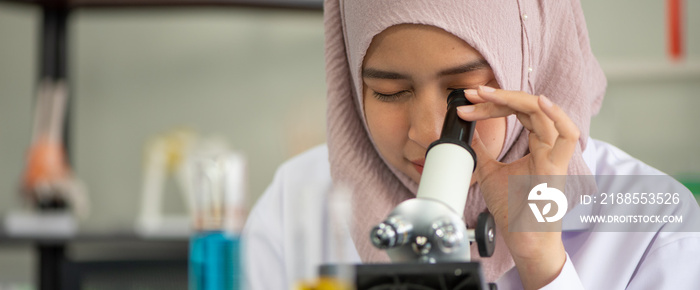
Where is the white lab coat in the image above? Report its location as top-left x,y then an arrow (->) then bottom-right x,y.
242,138 -> 700,289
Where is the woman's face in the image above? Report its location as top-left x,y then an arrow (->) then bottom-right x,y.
362,24 -> 506,184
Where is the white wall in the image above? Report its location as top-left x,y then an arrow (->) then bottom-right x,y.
582,0 -> 700,176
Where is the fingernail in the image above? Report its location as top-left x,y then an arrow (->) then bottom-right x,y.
539,95 -> 553,107
464,89 -> 478,98
458,105 -> 475,113
480,85 -> 496,93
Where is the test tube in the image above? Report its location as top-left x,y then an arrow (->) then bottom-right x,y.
188,152 -> 246,290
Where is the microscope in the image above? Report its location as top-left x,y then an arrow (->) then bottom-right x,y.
321,89 -> 498,290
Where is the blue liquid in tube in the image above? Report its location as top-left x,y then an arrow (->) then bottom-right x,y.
189,230 -> 241,290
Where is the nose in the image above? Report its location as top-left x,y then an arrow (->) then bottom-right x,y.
407,90 -> 445,149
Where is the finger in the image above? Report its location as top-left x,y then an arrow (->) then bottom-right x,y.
520,111 -> 558,146
457,102 -> 514,121
538,95 -> 581,167
464,89 -> 488,104
528,130 -> 552,159
478,86 -> 558,144
477,86 -> 538,112
471,130 -> 501,180
527,129 -> 562,176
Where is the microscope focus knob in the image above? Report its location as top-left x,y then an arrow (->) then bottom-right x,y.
476,212 -> 496,258
370,222 -> 397,249
370,217 -> 412,249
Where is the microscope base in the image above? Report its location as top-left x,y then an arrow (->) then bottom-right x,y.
320,262 -> 496,290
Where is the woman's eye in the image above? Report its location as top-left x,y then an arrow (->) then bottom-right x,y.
373,90 -> 409,102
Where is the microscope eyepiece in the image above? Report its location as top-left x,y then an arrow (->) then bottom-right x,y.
446,89 -> 473,107
425,89 -> 477,170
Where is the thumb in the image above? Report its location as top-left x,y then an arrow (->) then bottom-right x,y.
471,130 -> 500,179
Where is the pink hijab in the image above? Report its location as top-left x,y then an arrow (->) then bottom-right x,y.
324,0 -> 606,281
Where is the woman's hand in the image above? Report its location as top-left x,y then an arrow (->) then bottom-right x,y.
457,86 -> 580,290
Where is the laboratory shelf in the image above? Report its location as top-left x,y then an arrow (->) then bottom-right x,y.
0,225 -> 189,290
600,58 -> 700,83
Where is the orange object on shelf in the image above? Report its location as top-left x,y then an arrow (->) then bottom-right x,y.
667,0 -> 683,60
19,80 -> 77,209
21,136 -> 71,193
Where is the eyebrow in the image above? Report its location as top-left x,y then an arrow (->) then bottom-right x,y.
361,68 -> 409,79
438,58 -> 491,76
362,58 -> 490,80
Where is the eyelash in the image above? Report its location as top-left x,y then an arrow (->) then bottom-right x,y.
372,86 -> 485,102
373,91 -> 410,102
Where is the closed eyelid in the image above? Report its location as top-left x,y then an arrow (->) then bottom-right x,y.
372,90 -> 411,102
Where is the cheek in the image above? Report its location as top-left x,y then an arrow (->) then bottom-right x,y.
364,99 -> 410,160
474,117 -> 507,158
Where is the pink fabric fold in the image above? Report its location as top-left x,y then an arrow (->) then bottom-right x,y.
324,0 -> 606,282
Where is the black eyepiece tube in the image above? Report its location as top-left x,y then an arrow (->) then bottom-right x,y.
427,89 -> 477,152
443,89 -> 476,146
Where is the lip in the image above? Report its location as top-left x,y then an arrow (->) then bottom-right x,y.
411,158 -> 425,175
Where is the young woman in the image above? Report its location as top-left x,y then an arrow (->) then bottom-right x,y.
243,0 -> 700,289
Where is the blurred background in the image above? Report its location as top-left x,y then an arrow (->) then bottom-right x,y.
0,0 -> 698,288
